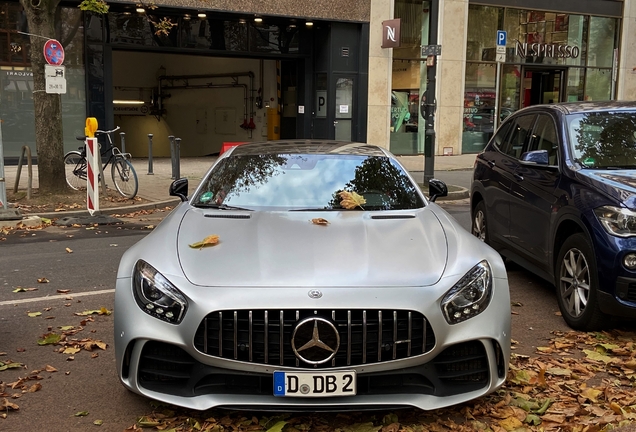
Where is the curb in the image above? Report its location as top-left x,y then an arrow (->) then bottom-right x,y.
25,198 -> 181,220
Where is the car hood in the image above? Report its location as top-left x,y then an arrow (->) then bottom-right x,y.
578,169 -> 636,208
177,208 -> 447,287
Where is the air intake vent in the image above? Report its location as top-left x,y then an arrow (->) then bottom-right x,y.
204,214 -> 251,219
341,47 -> 350,57
371,214 -> 416,220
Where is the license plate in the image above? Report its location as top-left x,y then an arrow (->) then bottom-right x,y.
273,370 -> 356,397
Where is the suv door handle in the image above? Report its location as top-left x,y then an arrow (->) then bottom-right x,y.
487,160 -> 495,168
514,173 -> 524,181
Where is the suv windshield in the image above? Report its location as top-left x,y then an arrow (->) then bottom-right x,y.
192,154 -> 424,211
567,111 -> 636,169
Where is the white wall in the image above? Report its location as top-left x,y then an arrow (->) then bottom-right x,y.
112,51 -> 278,157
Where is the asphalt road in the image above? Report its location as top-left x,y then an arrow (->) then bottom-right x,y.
0,203 -> 574,431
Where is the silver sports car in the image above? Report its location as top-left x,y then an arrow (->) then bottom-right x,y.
114,141 -> 510,411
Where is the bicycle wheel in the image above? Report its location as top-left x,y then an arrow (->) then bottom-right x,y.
111,158 -> 138,199
64,151 -> 87,191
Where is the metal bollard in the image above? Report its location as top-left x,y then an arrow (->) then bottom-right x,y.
175,137 -> 181,180
147,134 -> 154,175
119,132 -> 126,154
168,135 -> 176,179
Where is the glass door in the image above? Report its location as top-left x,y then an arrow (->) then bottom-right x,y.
521,68 -> 565,107
334,76 -> 355,140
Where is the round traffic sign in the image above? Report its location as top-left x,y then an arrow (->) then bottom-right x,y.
43,39 -> 64,65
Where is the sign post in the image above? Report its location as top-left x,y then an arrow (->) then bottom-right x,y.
85,118 -> 99,216
494,30 -> 507,131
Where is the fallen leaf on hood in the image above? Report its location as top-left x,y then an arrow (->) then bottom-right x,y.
13,287 -> 37,293
189,234 -> 220,249
339,191 -> 366,210
311,218 -> 330,226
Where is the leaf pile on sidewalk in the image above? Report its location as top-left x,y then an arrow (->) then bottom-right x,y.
126,329 -> 636,432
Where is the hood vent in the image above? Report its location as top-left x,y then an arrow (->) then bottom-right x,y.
371,214 -> 416,220
204,214 -> 251,219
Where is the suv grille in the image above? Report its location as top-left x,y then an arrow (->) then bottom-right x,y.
194,309 -> 436,368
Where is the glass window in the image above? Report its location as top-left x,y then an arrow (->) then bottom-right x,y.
501,115 -> 536,159
462,62 -> 497,153
585,68 -> 612,101
193,154 -> 425,210
566,68 -> 585,102
529,115 -> 559,165
492,120 -> 513,150
567,112 -> 636,168
466,5 -> 502,62
249,23 -> 299,54
180,19 -> 248,51
588,17 -> 617,68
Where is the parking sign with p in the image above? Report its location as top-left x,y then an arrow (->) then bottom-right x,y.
497,30 -> 507,46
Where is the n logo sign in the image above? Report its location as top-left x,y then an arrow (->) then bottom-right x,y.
382,19 -> 401,48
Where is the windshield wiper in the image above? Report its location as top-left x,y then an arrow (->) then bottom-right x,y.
289,208 -> 337,212
194,203 -> 253,211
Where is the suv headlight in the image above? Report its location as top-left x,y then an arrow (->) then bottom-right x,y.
594,206 -> 636,237
441,260 -> 492,324
133,260 -> 188,324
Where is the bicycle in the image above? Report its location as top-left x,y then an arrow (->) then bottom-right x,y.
63,126 -> 139,199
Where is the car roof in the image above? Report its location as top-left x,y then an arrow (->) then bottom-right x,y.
521,101 -> 636,115
229,140 -> 389,157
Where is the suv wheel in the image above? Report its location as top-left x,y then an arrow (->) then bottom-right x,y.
472,201 -> 488,243
556,233 -> 605,330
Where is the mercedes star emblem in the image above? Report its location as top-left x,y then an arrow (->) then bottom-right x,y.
308,289 -> 323,299
291,317 -> 340,364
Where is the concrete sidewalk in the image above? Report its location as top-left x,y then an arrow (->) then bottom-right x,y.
2,153 -> 476,220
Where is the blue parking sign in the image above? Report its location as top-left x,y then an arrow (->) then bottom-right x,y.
497,30 -> 507,46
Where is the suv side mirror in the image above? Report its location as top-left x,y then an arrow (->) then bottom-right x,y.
169,178 -> 189,201
428,178 -> 448,202
521,149 -> 549,165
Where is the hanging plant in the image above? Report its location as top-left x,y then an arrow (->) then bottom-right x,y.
78,0 -> 109,14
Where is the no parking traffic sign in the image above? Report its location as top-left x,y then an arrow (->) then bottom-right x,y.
43,39 -> 64,66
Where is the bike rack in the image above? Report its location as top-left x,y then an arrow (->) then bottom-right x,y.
13,145 -> 32,199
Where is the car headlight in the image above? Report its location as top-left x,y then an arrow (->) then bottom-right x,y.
441,260 -> 492,324
133,260 -> 188,324
594,206 -> 636,237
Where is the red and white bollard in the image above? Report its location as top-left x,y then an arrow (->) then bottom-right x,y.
85,117 -> 99,216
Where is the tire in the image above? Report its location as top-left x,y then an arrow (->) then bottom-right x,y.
111,158 -> 138,199
472,200 -> 489,243
555,233 -> 605,330
64,151 -> 86,191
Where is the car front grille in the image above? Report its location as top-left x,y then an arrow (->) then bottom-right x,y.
433,341 -> 489,388
627,283 -> 636,302
194,309 -> 436,368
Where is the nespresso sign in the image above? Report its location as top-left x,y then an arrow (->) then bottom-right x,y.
515,40 -> 580,59
382,19 -> 401,48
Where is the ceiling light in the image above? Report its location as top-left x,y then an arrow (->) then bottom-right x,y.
183,14 -> 191,20
136,7 -> 145,13
123,11 -> 131,15
113,100 -> 145,105
197,12 -> 206,18
254,17 -> 263,23
305,21 -> 314,27
239,18 -> 246,24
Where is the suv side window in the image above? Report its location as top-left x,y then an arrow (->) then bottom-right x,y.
492,120 -> 513,150
500,115 -> 536,159
528,114 -> 559,166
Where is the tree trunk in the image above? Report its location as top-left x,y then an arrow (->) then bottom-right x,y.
20,0 -> 65,194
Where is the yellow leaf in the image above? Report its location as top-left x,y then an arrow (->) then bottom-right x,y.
37,278 -> 49,283
581,387 -> 603,403
27,312 -> 41,318
63,347 -> 81,355
583,349 -> 614,364
339,191 -> 366,210
311,218 -> 330,226
610,402 -> 624,415
189,234 -> 220,249
499,416 -> 523,431
65,248 -> 73,254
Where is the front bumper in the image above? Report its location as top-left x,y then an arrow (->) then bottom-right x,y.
114,277 -> 511,411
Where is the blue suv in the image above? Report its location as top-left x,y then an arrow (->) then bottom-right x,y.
471,102 -> 636,330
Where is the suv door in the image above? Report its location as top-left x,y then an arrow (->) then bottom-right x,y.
491,114 -> 536,248
509,114 -> 562,268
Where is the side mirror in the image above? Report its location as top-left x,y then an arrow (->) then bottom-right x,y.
521,149 -> 549,165
428,178 -> 448,202
169,178 -> 188,202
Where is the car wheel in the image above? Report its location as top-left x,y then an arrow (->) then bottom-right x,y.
472,201 -> 488,243
556,233 -> 605,330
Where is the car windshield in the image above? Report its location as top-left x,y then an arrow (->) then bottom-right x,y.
192,153 -> 424,210
567,111 -> 636,169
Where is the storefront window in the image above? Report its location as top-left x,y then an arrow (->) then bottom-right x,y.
585,68 -> 612,101
466,5 -> 502,62
463,63 -> 497,154
389,0 -> 429,155
588,17 -> 617,68
566,68 -> 585,102
0,5 -> 86,158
